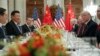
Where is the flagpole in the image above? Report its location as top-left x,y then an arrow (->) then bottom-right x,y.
34,0 -> 37,6
46,0 -> 47,5
69,0 -> 72,4
34,1 -> 36,5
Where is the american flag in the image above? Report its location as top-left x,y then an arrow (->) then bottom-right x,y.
32,7 -> 41,28
53,6 -> 65,29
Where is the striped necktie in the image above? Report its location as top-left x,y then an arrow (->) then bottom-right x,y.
17,25 -> 22,34
77,24 -> 86,37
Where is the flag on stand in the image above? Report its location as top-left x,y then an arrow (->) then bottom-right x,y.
65,3 -> 75,31
42,5 -> 53,25
32,7 -> 41,28
53,6 -> 65,29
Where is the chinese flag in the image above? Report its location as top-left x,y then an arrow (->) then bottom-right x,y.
42,5 -> 53,25
65,3 -> 75,31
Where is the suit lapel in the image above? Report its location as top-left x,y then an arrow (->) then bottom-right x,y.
83,20 -> 93,36
85,20 -> 92,31
11,21 -> 22,34
0,27 -> 6,38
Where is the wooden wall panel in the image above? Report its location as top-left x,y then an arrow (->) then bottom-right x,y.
26,0 -> 44,20
64,0 -> 83,18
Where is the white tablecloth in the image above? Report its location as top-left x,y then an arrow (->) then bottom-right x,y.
0,31 -> 100,56
61,31 -> 100,56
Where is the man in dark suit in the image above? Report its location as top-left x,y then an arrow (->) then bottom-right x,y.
74,16 -> 84,34
77,11 -> 97,37
72,16 -> 84,34
6,10 -> 22,36
84,20 -> 97,37
0,7 -> 7,49
22,17 -> 35,33
95,7 -> 100,48
0,7 -> 7,39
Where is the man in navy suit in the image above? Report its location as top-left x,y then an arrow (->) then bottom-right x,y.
0,7 -> 7,49
0,7 -> 7,39
77,11 -> 97,37
6,10 -> 22,36
22,17 -> 35,34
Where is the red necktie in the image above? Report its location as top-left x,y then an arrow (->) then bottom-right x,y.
77,24 -> 86,37
97,24 -> 100,30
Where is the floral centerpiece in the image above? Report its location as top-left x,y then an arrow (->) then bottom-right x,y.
3,25 -> 70,56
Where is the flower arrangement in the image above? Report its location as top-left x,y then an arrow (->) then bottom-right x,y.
4,25 -> 70,56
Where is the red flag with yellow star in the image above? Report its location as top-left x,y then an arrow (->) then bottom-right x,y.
42,5 -> 53,25
65,3 -> 75,31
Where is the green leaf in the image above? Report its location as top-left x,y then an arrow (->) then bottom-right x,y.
35,47 -> 48,56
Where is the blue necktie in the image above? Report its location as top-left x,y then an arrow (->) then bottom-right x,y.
18,25 -> 22,34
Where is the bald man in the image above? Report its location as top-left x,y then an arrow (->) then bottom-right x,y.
0,7 -> 7,39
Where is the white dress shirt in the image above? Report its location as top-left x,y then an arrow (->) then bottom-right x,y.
0,23 -> 2,27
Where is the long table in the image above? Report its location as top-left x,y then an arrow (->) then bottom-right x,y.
0,31 -> 100,56
61,31 -> 100,56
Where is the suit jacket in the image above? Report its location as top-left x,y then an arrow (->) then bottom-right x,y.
83,19 -> 97,37
0,27 -> 6,39
6,20 -> 22,36
94,17 -> 100,44
22,24 -> 35,33
0,28 -> 5,49
96,29 -> 100,44
96,24 -> 100,44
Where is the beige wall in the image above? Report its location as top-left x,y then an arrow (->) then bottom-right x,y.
0,0 -> 8,10
15,0 -> 26,24
8,0 -> 15,21
0,0 -> 26,24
